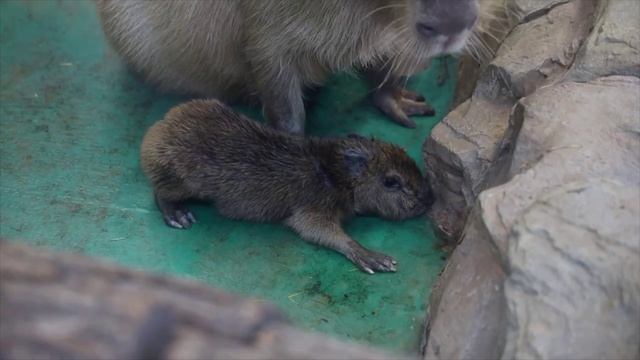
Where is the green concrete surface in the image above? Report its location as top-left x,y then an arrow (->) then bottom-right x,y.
0,0 -> 456,352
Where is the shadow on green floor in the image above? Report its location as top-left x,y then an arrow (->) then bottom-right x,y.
0,0 -> 456,352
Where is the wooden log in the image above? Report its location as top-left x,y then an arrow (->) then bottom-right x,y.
0,241 -> 405,360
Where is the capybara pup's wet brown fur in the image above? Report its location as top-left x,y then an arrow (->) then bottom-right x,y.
141,99 -> 434,273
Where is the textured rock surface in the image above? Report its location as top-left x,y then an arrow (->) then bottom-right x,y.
480,76 -> 640,253
568,0 -> 640,81
424,98 -> 512,240
482,76 -> 640,359
422,208 -> 506,360
502,179 -> 640,359
425,76 -> 640,359
424,0 -> 596,241
453,0 -> 600,109
453,0 -> 516,107
510,0 -> 571,21
423,0 -> 640,356
480,0 -> 597,99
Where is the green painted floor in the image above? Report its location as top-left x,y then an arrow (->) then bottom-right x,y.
0,0 -> 455,352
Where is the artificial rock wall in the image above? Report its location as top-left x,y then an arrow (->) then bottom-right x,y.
422,0 -> 640,359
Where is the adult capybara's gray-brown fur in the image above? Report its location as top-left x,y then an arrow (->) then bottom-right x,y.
140,99 -> 434,273
99,0 -> 478,132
